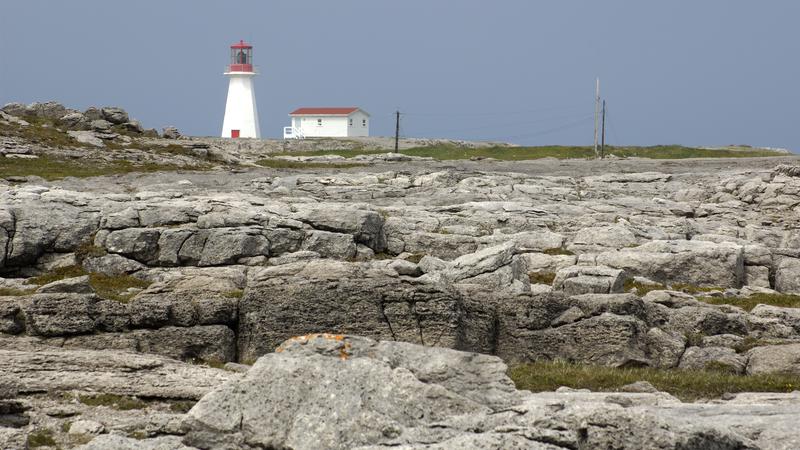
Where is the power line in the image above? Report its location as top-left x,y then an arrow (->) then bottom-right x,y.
403,103 -> 586,118
482,114 -> 595,141
402,111 -> 594,135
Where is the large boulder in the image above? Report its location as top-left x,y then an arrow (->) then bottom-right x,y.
22,293 -> 97,337
293,205 -> 385,251
28,101 -> 67,119
1,102 -> 28,117
775,257 -> 800,293
100,106 -> 129,124
597,240 -> 744,288
746,344 -> 800,375
181,335 -> 517,450
552,265 -> 626,295
678,346 -> 747,373
238,261 -> 462,362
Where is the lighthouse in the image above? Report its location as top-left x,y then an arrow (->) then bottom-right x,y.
221,40 -> 261,138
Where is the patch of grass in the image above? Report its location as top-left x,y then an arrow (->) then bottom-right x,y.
5,116 -> 80,149
28,265 -> 150,302
60,421 -> 72,433
222,289 -> 244,299
75,237 -> 107,261
624,279 -> 666,296
0,287 -> 34,296
255,158 -> 364,169
509,360 -> 800,402
698,293 -> 800,312
90,272 -> 150,302
542,247 -> 574,256
78,393 -> 147,410
29,265 -> 87,286
684,332 -> 706,348
169,400 -> 196,413
128,430 -> 148,440
529,272 -> 556,285
269,144 -> 787,161
670,283 -> 725,295
0,154 -> 210,181
405,253 -> 426,264
26,428 -> 57,448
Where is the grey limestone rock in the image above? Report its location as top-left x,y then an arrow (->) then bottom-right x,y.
23,293 -> 97,337
678,346 -> 747,373
746,343 -> 800,375
0,346 -> 237,399
162,126 -> 181,139
67,130 -> 104,147
59,111 -> 88,129
35,275 -> 94,294
77,434 -> 196,450
552,265 -> 626,295
300,230 -> 356,259
238,261 -> 461,361
597,240 -> 745,288
182,335 -> 511,450
100,106 -> 129,124
775,257 -> 800,293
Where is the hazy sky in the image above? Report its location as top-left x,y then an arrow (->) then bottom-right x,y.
1,1 -> 798,150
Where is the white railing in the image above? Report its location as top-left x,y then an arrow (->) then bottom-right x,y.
283,126 -> 305,139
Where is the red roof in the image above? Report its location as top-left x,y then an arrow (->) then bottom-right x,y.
231,40 -> 252,49
289,107 -> 360,116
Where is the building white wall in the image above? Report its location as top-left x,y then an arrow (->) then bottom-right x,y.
292,111 -> 370,138
297,116 -> 349,137
347,111 -> 370,137
221,73 -> 261,138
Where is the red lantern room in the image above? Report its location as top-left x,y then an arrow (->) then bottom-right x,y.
228,40 -> 253,73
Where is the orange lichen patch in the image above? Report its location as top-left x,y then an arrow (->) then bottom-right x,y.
339,341 -> 352,361
275,333 -> 349,353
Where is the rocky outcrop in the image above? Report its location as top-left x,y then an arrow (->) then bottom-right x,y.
176,335 -> 800,450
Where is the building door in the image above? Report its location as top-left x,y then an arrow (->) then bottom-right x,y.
231,129 -> 240,138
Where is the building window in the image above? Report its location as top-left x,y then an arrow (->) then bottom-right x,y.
362,119 -> 367,127
349,118 -> 353,126
317,119 -> 323,126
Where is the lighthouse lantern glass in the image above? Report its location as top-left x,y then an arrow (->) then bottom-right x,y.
228,43 -> 253,72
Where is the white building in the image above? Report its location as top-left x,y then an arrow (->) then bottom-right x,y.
284,107 -> 369,139
221,40 -> 261,139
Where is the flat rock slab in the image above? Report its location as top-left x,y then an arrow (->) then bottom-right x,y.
0,347 -> 237,400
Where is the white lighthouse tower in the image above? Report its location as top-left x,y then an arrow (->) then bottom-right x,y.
221,40 -> 261,138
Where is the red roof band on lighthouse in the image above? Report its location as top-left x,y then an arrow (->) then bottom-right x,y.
228,40 -> 254,73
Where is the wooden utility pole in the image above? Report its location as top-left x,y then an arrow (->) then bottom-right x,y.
593,78 -> 600,159
394,111 -> 401,151
600,100 -> 606,159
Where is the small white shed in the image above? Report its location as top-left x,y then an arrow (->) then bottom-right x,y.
284,107 -> 370,139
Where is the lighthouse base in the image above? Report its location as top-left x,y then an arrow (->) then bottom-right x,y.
221,73 -> 260,139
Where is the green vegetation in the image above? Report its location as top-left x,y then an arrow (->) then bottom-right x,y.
0,287 -> 34,296
270,144 -> 787,161
0,154 -> 208,181
78,393 -> 148,410
509,360 -> 799,402
697,293 -> 800,312
684,332 -> 706,348
169,400 -> 197,413
26,428 -> 57,448
669,283 -> 724,295
222,289 -> 244,299
405,253 -> 426,264
255,158 -> 364,169
624,279 -> 666,296
29,265 -> 150,302
529,271 -> 556,285
542,247 -> 574,256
